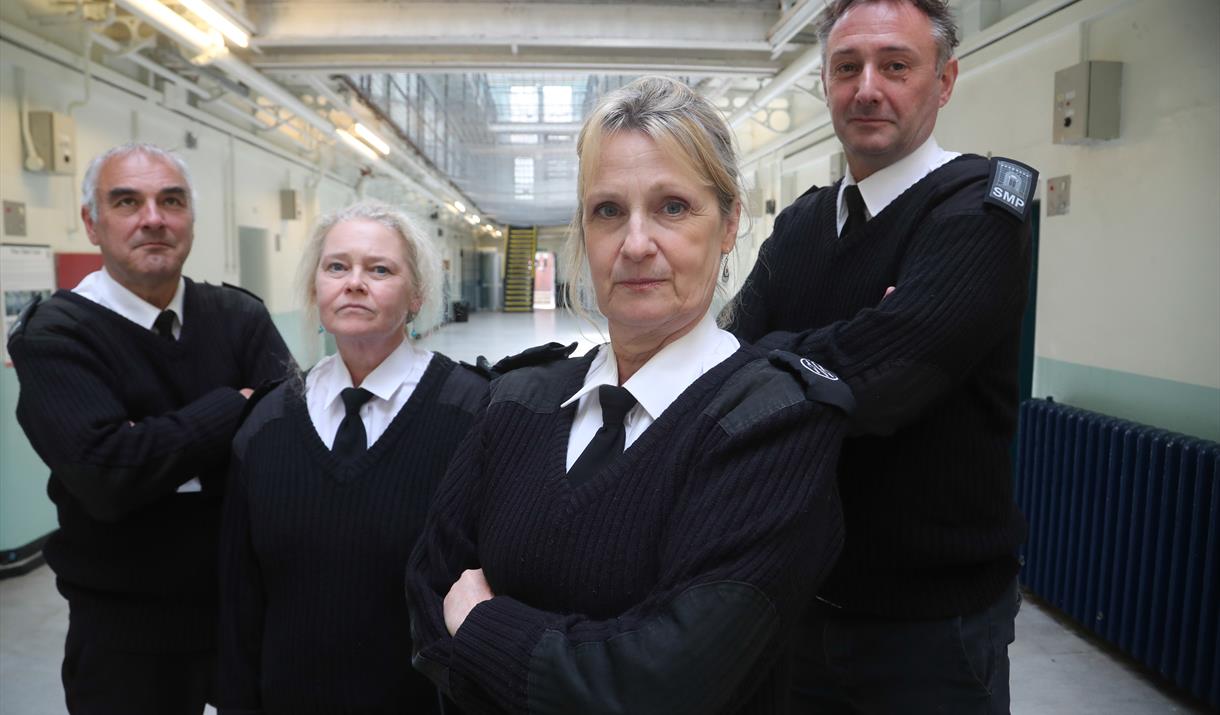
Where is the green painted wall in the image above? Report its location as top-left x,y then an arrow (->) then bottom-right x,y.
1034,357 -> 1220,442
0,367 -> 56,551
0,309 -> 319,552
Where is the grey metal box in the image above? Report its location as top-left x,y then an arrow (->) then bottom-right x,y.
280,189 -> 301,220
1053,61 -> 1123,144
27,111 -> 77,174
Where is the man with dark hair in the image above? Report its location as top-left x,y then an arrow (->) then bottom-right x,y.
8,143 -> 293,714
730,0 -> 1036,711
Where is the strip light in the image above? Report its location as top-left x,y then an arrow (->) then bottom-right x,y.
116,0 -> 222,54
353,123 -> 391,156
177,0 -> 250,48
336,129 -> 379,162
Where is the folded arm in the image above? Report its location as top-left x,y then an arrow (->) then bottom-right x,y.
11,334 -> 247,521
407,401 -> 846,715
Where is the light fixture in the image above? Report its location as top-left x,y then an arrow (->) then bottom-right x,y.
494,229 -> 503,238
470,214 -> 480,223
176,0 -> 250,48
116,0 -> 224,56
353,123 -> 391,156
454,201 -> 466,213
336,128 -> 378,162
446,203 -> 459,214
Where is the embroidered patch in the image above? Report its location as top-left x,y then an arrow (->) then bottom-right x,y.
767,350 -> 856,414
985,158 -> 1038,222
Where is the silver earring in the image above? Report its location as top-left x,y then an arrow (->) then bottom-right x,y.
721,254 -> 730,281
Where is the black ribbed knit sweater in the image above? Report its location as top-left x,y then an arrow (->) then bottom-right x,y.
407,346 -> 848,715
7,280 -> 292,651
217,353 -> 487,715
730,155 -> 1031,619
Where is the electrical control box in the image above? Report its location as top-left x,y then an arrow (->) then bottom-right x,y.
27,111 -> 77,174
1053,61 -> 1123,144
280,189 -> 301,220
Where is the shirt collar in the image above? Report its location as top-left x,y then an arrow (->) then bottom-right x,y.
839,136 -> 959,223
308,338 -> 428,412
560,312 -> 735,421
78,268 -> 185,331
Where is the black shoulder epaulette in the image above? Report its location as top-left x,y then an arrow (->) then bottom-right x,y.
983,157 -> 1038,223
238,376 -> 292,423
459,356 -> 497,381
221,282 -> 266,304
6,294 -> 42,340
490,341 -> 578,375
797,182 -> 823,200
766,349 -> 856,414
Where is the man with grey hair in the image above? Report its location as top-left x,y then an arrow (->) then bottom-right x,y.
8,142 -> 292,714
730,0 -> 1036,711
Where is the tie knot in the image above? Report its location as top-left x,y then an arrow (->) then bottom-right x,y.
153,309 -> 176,339
598,384 -> 636,426
340,387 -> 374,417
843,184 -> 867,221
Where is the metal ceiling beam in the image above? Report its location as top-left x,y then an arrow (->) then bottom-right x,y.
767,0 -> 825,58
488,122 -> 582,134
247,2 -> 778,53
253,51 -> 782,77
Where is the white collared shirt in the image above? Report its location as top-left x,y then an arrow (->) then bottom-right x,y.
305,339 -> 434,450
836,136 -> 960,237
73,268 -> 186,339
559,312 -> 739,471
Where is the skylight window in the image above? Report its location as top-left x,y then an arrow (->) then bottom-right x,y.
543,86 -> 573,123
509,85 -> 539,123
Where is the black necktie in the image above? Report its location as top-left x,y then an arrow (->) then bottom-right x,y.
332,387 -> 375,460
153,309 -> 176,340
568,385 -> 637,488
841,184 -> 868,237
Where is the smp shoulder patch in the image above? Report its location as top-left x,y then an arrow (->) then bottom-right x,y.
984,158 -> 1038,222
767,350 -> 856,415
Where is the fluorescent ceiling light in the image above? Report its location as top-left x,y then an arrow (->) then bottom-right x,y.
116,0 -> 222,54
336,128 -> 379,162
177,0 -> 250,48
353,123 -> 391,156
454,201 -> 466,213
470,214 -> 480,223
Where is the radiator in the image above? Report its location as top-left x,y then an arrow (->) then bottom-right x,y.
1015,398 -> 1219,708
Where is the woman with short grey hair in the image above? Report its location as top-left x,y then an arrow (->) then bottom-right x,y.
407,76 -> 851,714
217,200 -> 486,714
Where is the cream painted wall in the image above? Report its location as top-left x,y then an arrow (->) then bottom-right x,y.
739,0 -> 1219,436
938,0 -> 1220,391
0,32 -> 478,550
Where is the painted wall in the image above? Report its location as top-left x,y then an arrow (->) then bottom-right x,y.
741,0 -> 1220,440
0,31 -> 475,551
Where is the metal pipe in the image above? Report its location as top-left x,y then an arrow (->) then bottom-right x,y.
728,42 -> 822,128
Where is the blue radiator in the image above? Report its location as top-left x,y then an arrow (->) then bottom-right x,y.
1015,398 -> 1219,708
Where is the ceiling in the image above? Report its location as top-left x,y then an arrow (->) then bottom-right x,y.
2,0 -> 830,226
240,0 -> 821,225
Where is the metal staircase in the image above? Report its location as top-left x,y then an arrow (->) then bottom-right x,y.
502,225 -> 536,313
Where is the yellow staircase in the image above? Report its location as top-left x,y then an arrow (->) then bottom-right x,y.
502,226 -> 536,313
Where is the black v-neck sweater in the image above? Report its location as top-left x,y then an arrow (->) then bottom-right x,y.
730,155 -> 1031,619
8,280 -> 292,651
408,346 -> 849,715
218,353 -> 487,715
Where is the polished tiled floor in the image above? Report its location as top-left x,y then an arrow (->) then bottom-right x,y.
0,309 -> 1206,714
